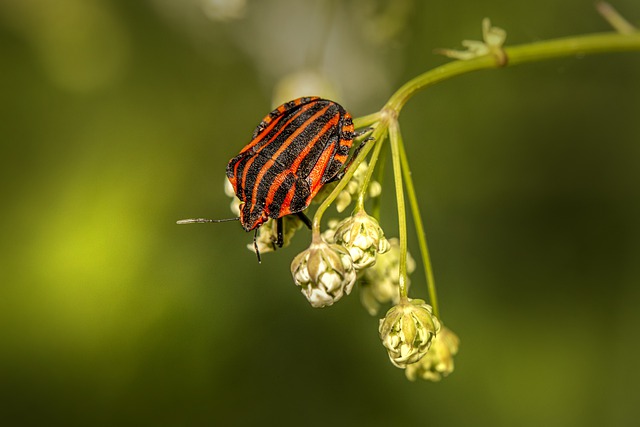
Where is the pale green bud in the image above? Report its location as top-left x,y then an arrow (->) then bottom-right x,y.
367,181 -> 382,198
359,238 -> 414,316
335,191 -> 353,214
405,325 -> 459,381
379,299 -> 440,368
291,240 -> 356,308
333,211 -> 390,270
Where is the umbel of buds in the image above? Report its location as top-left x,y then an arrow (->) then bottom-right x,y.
379,299 -> 440,368
291,239 -> 357,308
405,325 -> 459,381
332,210 -> 390,270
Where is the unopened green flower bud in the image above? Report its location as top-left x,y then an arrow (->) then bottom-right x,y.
333,211 -> 390,270
291,239 -> 356,308
335,191 -> 352,214
379,299 -> 440,368
405,325 -> 459,381
359,238 -> 415,316
368,181 -> 382,198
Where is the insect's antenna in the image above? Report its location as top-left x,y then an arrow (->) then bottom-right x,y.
176,217 -> 240,225
253,228 -> 261,264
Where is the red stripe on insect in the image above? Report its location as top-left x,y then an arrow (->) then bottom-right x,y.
239,114 -> 285,154
280,179 -> 298,215
308,140 -> 337,196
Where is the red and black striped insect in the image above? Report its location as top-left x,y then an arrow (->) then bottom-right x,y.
178,96 -> 368,262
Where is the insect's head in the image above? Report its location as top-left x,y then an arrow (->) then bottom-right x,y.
239,202 -> 269,232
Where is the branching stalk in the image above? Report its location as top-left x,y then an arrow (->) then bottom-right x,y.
355,128 -> 386,211
388,120 -> 409,300
386,31 -> 640,113
398,137 -> 439,317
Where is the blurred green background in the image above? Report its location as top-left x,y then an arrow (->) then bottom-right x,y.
1,0 -> 639,426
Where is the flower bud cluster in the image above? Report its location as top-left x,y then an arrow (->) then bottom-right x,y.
405,325 -> 459,381
378,299 -> 440,368
332,211 -> 390,270
292,208 -> 392,308
291,240 -> 356,308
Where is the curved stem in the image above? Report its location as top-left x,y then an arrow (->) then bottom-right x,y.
398,137 -> 439,318
386,31 -> 640,112
388,120 -> 409,301
597,2 -> 637,34
370,145 -> 387,220
354,112 -> 383,129
355,128 -> 386,211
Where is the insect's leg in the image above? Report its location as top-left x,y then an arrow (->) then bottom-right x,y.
353,127 -> 374,138
347,136 -> 373,165
276,217 -> 284,247
295,212 -> 312,229
254,229 -> 262,263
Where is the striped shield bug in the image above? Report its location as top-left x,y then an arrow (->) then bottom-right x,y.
178,96 -> 369,262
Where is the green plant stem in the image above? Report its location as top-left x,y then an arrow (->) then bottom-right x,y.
386,31 -> 640,112
398,136 -> 439,318
596,2 -> 638,34
353,112 -> 382,129
355,128 -> 386,211
388,120 -> 409,300
370,144 -> 387,220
